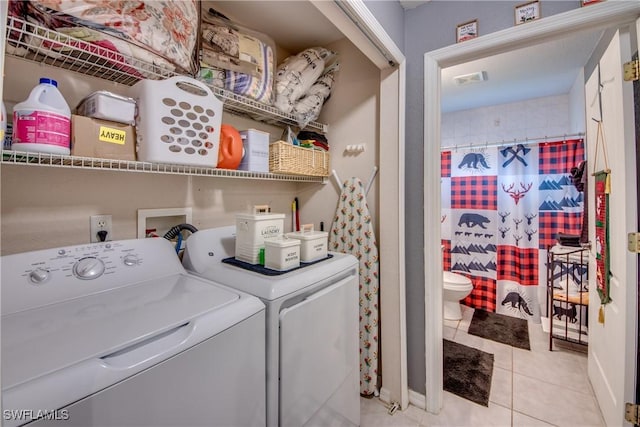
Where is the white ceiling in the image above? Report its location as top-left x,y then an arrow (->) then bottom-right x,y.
440,29 -> 604,113
206,1 -> 604,114
399,1 -> 431,10
203,1 -> 344,55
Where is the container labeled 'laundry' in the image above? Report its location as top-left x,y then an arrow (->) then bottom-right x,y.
130,76 -> 222,166
264,236 -> 300,271
235,205 -> 285,264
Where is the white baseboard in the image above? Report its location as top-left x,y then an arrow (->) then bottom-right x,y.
378,387 -> 391,404
408,389 -> 426,410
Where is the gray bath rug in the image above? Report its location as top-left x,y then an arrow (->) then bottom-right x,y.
468,309 -> 531,350
443,339 -> 494,407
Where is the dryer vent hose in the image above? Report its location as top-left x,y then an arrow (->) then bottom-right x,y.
163,223 -> 198,240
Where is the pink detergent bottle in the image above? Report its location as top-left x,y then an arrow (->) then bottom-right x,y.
1,102 -> 6,147
12,78 -> 71,155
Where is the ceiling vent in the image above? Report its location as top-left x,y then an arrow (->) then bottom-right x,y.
453,71 -> 487,85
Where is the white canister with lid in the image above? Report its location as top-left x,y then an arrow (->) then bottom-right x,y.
264,236 -> 300,271
286,225 -> 328,262
12,78 -> 71,155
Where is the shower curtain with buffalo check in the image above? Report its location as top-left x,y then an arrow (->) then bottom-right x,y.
441,139 -> 585,322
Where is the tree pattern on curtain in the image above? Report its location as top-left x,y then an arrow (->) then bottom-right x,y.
441,139 -> 585,321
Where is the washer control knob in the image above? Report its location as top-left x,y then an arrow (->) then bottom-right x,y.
73,257 -> 105,280
29,267 -> 50,284
123,254 -> 139,266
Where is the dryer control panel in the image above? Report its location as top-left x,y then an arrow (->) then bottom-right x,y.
2,238 -> 184,315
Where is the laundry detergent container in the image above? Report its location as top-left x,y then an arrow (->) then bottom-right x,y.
235,209 -> 285,264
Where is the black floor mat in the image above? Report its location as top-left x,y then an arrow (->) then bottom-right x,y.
468,309 -> 531,350
443,339 -> 494,407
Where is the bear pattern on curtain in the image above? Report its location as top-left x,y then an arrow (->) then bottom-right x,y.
441,139 -> 585,321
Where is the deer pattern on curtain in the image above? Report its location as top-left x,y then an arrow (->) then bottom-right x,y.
441,139 -> 585,321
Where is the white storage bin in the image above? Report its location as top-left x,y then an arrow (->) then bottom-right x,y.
76,91 -> 136,125
235,208 -> 285,264
130,76 -> 222,167
264,237 -> 300,271
239,129 -> 269,172
286,228 -> 328,262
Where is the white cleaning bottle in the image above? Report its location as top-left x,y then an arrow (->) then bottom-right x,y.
12,78 -> 71,155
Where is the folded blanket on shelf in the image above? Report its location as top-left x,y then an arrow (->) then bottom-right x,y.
198,8 -> 275,105
8,0 -> 198,75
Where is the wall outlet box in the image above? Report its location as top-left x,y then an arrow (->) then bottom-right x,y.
137,208 -> 192,239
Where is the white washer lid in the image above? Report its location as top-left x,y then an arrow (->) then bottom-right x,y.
443,271 -> 472,285
2,273 -> 258,390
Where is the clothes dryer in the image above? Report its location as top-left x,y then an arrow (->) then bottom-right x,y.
183,226 -> 360,427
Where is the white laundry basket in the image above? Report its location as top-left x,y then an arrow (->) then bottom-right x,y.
130,76 -> 222,166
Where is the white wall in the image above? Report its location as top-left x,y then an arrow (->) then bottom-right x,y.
1,37 -> 381,255
569,69 -> 586,135
299,38 -> 380,235
441,94 -> 572,149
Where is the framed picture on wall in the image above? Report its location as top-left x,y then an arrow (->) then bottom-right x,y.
456,19 -> 478,43
514,1 -> 540,25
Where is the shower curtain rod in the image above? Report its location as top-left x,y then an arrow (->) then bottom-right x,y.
440,132 -> 585,152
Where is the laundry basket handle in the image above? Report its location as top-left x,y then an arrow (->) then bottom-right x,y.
165,76 -> 215,99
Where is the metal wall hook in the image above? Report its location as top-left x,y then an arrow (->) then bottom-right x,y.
332,166 -> 378,196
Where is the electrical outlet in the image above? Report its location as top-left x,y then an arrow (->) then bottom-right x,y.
90,215 -> 113,243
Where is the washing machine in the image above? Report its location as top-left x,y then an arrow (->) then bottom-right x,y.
2,237 -> 266,427
182,226 -> 360,427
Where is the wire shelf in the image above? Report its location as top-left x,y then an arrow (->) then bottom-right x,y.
1,150 -> 326,183
5,15 -> 328,133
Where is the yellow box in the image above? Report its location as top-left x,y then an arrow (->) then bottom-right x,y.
71,115 -> 136,161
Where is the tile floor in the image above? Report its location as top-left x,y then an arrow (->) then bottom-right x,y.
360,306 -> 605,427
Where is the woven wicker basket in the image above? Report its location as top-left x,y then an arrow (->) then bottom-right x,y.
269,140 -> 330,177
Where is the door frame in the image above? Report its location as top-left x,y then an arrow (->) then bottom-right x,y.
311,0 -> 409,409
634,17 -> 640,426
423,1 -> 640,414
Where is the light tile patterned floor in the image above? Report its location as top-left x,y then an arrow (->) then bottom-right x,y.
360,306 -> 604,427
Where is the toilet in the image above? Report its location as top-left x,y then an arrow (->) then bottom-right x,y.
443,271 -> 474,320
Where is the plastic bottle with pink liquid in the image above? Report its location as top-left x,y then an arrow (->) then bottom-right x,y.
12,78 -> 71,155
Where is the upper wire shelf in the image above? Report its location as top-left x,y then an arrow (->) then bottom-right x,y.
4,15 -> 328,133
1,150 -> 326,183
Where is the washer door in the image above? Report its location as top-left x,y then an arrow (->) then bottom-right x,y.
279,275 -> 359,426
